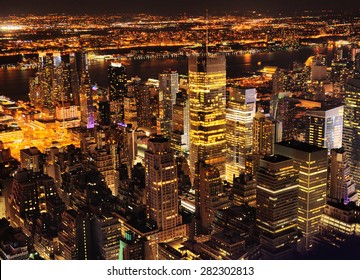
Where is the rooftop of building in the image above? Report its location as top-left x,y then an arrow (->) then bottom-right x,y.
0,219 -> 28,248
148,135 -> 169,143
276,140 -> 326,153
211,230 -> 245,245
263,154 -> 292,163
346,78 -> 360,89
326,199 -> 360,212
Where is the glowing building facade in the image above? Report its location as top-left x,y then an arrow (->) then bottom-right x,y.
256,155 -> 299,259
108,62 -> 127,123
226,87 -> 256,184
189,53 -> 227,183
157,70 -> 179,139
305,105 -> 343,151
329,148 -> 358,204
343,78 -> 360,189
171,91 -> 190,155
253,109 -> 275,156
145,136 -> 182,231
275,140 -> 328,251
194,162 -> 229,234
79,54 -> 94,129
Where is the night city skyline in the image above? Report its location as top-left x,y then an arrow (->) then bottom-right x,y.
1,3 -> 360,262
1,1 -> 360,16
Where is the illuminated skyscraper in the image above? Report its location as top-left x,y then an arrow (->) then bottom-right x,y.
343,78 -> 360,189
305,105 -> 343,151
253,109 -> 275,156
270,92 -> 297,142
275,140 -> 328,251
79,53 -> 94,129
329,148 -> 358,204
171,91 -> 190,155
98,101 -> 111,126
157,70 -> 179,139
226,87 -> 256,184
256,155 -> 299,259
108,62 -> 127,123
93,214 -> 122,260
145,136 -> 182,231
189,53 -> 227,183
194,161 -> 229,234
124,92 -> 138,128
39,53 -> 53,110
144,136 -> 188,259
68,52 -> 80,105
58,209 -> 94,260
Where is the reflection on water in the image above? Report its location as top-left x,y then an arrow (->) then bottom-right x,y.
0,47 -> 334,101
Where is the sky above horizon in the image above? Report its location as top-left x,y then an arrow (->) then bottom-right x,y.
1,0 -> 360,16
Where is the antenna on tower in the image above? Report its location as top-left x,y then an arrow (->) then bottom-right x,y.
206,9 -> 209,56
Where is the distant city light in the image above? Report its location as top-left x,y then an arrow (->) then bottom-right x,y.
0,25 -> 23,31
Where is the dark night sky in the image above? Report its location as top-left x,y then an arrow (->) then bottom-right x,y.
1,0 -> 360,16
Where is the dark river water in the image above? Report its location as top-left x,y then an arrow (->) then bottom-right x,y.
0,46 -> 335,101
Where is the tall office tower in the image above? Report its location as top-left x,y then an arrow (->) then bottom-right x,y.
275,140 -> 328,251
171,91 -> 190,155
256,155 -> 299,259
124,92 -> 138,128
194,162 -> 229,234
58,209 -> 94,260
68,53 -> 80,105
149,85 -> 160,128
311,55 -> 327,82
29,74 -> 42,108
354,53 -> 360,77
145,136 -> 182,231
136,85 -> 152,128
232,173 -> 257,207
58,209 -> 78,259
272,68 -> 286,94
93,213 -> 122,260
37,53 -> 54,109
253,109 -> 275,156
305,105 -> 343,150
51,60 -> 65,105
90,148 -> 118,197
98,101 -> 111,126
189,53 -> 227,183
108,62 -> 127,123
79,53 -> 94,129
329,148 -> 358,204
157,70 -> 179,138
9,171 -> 56,228
343,78 -> 360,189
226,87 -> 256,184
61,63 -> 72,102
270,92 -> 297,141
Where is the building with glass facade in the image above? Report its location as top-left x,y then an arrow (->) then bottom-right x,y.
275,140 -> 328,252
305,105 -> 343,151
343,78 -> 360,190
226,87 -> 256,184
256,154 -> 299,259
188,53 -> 227,183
